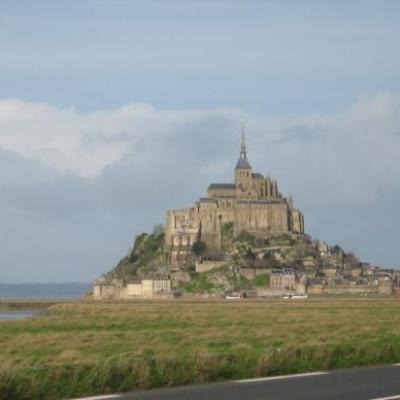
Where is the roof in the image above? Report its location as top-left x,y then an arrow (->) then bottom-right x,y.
208,183 -> 236,190
272,267 -> 295,276
236,130 -> 252,169
252,173 -> 263,178
235,157 -> 252,169
199,197 -> 218,203
236,199 -> 284,205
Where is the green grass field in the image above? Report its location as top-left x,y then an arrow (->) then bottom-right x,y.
1,297 -> 400,399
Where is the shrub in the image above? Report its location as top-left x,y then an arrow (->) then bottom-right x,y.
192,241 -> 207,257
253,273 -> 270,287
235,231 -> 256,246
221,222 -> 234,239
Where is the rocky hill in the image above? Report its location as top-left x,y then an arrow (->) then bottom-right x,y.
95,224 -> 399,299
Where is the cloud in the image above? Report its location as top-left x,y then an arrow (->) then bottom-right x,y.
1,94 -> 400,204
1,93 -> 400,282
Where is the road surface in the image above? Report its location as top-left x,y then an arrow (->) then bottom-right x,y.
75,364 -> 400,400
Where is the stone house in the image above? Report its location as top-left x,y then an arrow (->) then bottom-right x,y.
322,265 -> 337,278
270,268 -> 296,291
302,256 -> 316,268
317,241 -> 329,255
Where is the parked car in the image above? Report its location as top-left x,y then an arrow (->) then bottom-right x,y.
225,291 -> 242,299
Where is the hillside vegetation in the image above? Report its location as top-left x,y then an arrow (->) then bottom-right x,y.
105,232 -> 167,281
101,228 -> 322,295
183,265 -> 251,295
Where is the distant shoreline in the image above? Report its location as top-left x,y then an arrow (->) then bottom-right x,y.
0,282 -> 91,301
0,298 -> 80,310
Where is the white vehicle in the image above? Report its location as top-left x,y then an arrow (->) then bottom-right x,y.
225,291 -> 242,299
292,295 -> 308,299
283,294 -> 308,300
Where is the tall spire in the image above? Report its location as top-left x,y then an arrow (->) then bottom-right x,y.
240,125 -> 246,157
236,126 -> 251,169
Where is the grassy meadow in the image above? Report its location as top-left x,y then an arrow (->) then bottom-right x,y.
1,297 -> 400,399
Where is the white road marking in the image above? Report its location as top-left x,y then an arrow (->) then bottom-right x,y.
235,371 -> 329,383
69,365 -> 400,399
70,395 -> 121,400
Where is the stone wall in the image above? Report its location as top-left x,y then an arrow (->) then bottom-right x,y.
256,287 -> 296,297
307,284 -> 378,295
171,270 -> 192,286
239,268 -> 270,280
195,260 -> 226,273
378,280 -> 393,295
165,196 -> 304,263
93,279 -> 172,300
307,284 -> 324,295
234,201 -> 290,235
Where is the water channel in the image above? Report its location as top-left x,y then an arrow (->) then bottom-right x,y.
0,310 -> 40,321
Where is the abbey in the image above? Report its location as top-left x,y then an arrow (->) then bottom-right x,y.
165,133 -> 305,264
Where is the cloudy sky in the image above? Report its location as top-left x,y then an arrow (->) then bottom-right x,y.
1,1 -> 400,283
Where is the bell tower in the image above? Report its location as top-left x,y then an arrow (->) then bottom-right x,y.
235,128 -> 252,194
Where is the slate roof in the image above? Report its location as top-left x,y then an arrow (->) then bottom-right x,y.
235,157 -> 252,169
208,183 -> 236,190
199,197 -> 218,203
272,267 -> 295,276
236,199 -> 283,205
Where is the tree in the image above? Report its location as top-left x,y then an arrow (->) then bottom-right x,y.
221,222 -> 234,239
152,224 -> 164,235
192,240 -> 207,257
244,248 -> 256,260
243,248 -> 256,267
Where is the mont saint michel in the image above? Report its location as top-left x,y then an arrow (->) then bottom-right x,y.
93,134 -> 398,301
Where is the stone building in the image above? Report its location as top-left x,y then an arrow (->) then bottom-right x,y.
322,265 -> 337,278
165,133 -> 305,264
270,268 -> 296,291
93,278 -> 173,300
377,277 -> 393,295
317,241 -> 329,255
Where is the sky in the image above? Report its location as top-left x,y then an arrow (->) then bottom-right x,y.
1,0 -> 400,283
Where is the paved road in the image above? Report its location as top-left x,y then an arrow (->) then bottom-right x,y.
77,364 -> 400,400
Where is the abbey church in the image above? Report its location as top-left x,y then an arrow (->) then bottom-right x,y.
165,133 -> 305,264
